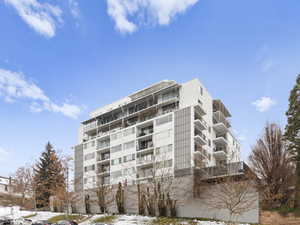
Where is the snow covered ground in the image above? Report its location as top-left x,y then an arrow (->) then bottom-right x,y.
0,207 -> 250,225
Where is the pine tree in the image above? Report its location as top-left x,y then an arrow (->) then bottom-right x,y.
34,142 -> 65,209
285,75 -> 300,209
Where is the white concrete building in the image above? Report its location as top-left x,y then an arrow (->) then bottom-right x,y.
74,79 -> 242,190
0,176 -> 12,195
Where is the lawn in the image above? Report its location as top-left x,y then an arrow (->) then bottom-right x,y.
48,214 -> 86,223
92,215 -> 117,223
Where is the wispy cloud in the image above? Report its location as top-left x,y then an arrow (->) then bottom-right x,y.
252,96 -> 276,112
69,0 -> 80,19
4,0 -> 63,38
0,68 -> 82,119
106,0 -> 199,33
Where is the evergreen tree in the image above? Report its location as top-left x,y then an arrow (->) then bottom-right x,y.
34,142 -> 65,208
285,75 -> 300,209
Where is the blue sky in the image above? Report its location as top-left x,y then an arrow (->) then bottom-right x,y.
0,0 -> 299,176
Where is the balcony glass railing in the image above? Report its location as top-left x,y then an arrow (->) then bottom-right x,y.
138,128 -> 154,137
201,162 -> 248,178
84,96 -> 179,131
214,147 -> 227,152
137,155 -> 155,165
195,131 -> 207,141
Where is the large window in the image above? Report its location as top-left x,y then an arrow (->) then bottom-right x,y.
97,139 -> 109,149
155,129 -> 172,141
111,144 -> 122,153
123,153 -> 135,163
111,131 -> 122,141
123,127 -> 135,137
156,114 -> 172,126
111,170 -> 122,179
156,159 -> 173,169
84,152 -> 95,161
123,167 -> 135,176
111,157 -> 122,166
156,144 -> 173,155
84,164 -> 95,172
124,141 -> 135,150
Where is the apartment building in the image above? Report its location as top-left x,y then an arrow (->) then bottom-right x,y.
74,78 -> 242,190
73,79 -> 258,223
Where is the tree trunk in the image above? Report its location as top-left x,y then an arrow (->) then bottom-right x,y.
295,159 -> 300,209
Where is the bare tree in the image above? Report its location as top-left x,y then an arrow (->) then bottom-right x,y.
93,181 -> 114,213
135,157 -> 184,217
201,171 -> 258,224
12,165 -> 34,208
249,123 -> 294,208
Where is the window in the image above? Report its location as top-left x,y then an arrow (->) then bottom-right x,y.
91,141 -> 95,147
155,129 -> 172,141
97,139 -> 109,149
123,127 -> 135,136
156,159 -> 173,169
111,157 -> 122,166
156,144 -> 173,155
84,152 -> 95,161
124,141 -> 135,150
123,167 -> 135,176
156,114 -> 172,126
200,87 -> 203,96
208,139 -> 211,147
111,131 -> 122,141
83,143 -> 87,149
111,144 -> 122,153
84,164 -> 95,172
123,153 -> 135,162
111,170 -> 122,179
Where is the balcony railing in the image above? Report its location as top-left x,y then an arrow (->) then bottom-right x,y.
84,96 -> 179,131
214,147 -> 227,153
138,141 -> 154,151
97,167 -> 110,174
138,128 -> 154,137
213,111 -> 231,128
97,154 -> 110,161
137,155 -> 155,165
200,162 -> 248,179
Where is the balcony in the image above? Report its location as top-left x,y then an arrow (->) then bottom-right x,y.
97,153 -> 110,162
137,127 -> 154,138
97,166 -> 110,175
137,168 -> 153,179
194,118 -> 207,131
213,147 -> 227,159
137,138 -> 154,152
213,111 -> 231,133
213,134 -> 228,146
194,131 -> 207,146
194,101 -> 206,116
137,154 -> 155,166
199,162 -> 249,180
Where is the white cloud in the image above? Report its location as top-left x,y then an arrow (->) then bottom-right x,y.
4,0 -> 62,38
69,0 -> 80,19
252,96 -> 276,112
0,68 -> 81,119
106,0 -> 199,33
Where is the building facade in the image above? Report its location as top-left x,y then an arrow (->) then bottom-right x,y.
0,176 -> 12,195
73,79 -> 258,223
